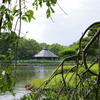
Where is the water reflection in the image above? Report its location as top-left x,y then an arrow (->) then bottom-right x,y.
0,66 -> 56,100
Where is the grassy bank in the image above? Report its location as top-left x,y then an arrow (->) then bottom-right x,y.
20,63 -> 100,100
0,60 -> 76,66
28,64 -> 99,88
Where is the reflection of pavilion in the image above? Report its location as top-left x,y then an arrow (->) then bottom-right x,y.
33,47 -> 59,60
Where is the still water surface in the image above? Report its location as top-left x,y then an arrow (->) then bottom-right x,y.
0,66 -> 56,100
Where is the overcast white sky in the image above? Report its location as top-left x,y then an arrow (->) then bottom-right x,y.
20,0 -> 100,46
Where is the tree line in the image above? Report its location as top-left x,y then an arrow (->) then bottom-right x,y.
1,23 -> 99,60
15,37 -> 68,60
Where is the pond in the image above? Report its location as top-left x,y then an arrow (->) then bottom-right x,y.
0,66 -> 56,100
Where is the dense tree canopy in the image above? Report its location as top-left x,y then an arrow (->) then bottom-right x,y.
17,37 -> 40,59
15,37 -> 68,60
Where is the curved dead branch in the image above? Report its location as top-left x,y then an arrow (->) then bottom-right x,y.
32,21 -> 100,100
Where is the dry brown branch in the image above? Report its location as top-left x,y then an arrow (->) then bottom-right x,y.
32,21 -> 100,100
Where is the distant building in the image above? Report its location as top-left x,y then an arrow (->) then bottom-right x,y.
33,47 -> 59,60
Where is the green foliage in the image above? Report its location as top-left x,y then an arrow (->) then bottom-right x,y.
59,48 -> 76,58
26,64 -> 100,100
41,90 -> 58,100
28,65 -> 78,88
17,37 -> 41,59
0,0 -> 58,98
88,24 -> 100,37
20,92 -> 39,100
32,0 -> 56,18
14,38 -> 68,60
0,0 -> 55,94
52,65 -> 73,73
22,10 -> 35,22
0,32 -> 18,61
0,5 -> 13,30
80,24 -> 100,61
48,43 -> 67,58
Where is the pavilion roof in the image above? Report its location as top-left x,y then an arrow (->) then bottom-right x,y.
34,47 -> 58,58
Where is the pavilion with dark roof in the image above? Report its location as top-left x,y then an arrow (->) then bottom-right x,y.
33,47 -> 59,60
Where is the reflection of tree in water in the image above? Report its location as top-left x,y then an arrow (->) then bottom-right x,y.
15,66 -> 53,83
16,70 -> 35,82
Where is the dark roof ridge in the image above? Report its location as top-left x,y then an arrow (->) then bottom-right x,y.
43,47 -> 48,50
34,47 -> 58,57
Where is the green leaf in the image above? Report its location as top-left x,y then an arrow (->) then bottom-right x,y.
51,0 -> 57,4
22,16 -> 28,22
1,85 -> 8,92
43,0 -> 46,2
32,1 -> 39,10
12,6 -> 17,12
50,7 -> 55,13
12,6 -> 20,16
0,55 -> 6,60
23,10 -> 35,22
0,5 -> 6,14
46,1 -> 51,7
39,1 -> 42,7
3,0 -> 11,3
46,9 -> 51,18
46,9 -> 50,14
8,21 -> 12,30
12,93 -> 16,96
5,13 -> 10,21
